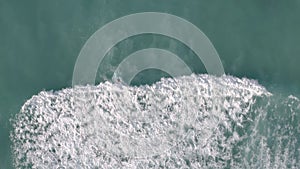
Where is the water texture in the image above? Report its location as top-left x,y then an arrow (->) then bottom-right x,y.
1,1 -> 300,168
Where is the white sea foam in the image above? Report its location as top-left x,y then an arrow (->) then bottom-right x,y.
12,74 -> 300,168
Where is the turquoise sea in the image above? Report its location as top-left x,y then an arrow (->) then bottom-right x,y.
1,1 -> 300,168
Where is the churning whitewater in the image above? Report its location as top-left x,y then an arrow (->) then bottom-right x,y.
11,74 -> 300,168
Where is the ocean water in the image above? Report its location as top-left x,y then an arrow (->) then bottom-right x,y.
1,0 -> 300,168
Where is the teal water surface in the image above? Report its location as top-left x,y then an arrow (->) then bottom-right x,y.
1,0 -> 300,168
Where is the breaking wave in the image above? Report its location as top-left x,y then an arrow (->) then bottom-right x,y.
11,74 -> 300,168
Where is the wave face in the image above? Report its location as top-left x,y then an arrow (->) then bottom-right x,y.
11,74 -> 300,168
